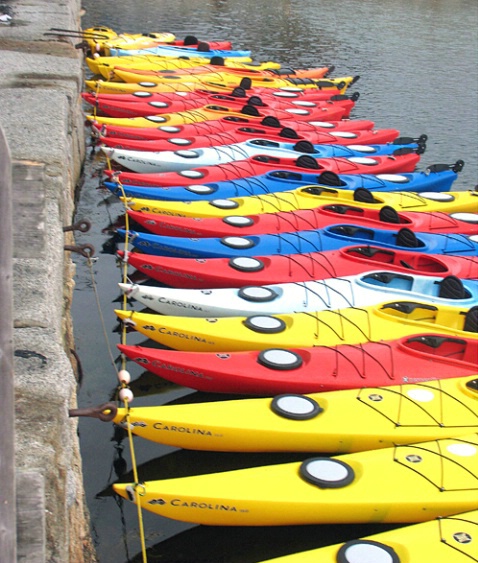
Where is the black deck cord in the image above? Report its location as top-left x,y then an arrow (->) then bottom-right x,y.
301,305 -> 373,344
321,341 -> 395,381
291,276 -> 356,310
273,208 -> 322,234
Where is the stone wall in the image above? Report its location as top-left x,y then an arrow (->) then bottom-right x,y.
0,1 -> 95,561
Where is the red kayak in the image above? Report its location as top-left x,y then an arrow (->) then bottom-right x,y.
104,149 -> 421,186
127,205 -> 478,238
82,85 -> 347,109
92,115 -> 376,141
117,334 -> 478,395
98,125 -> 400,151
116,246 -> 478,288
83,89 -> 357,118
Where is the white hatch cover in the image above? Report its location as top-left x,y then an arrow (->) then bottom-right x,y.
145,115 -> 167,122
169,138 -> 193,145
229,256 -> 264,271
149,101 -> 169,108
179,170 -> 205,178
186,185 -> 216,194
271,394 -> 322,420
450,213 -> 478,223
376,174 -> 409,183
221,236 -> 255,248
158,126 -> 182,132
300,458 -> 355,488
238,286 -> 278,302
336,540 -> 399,563
347,156 -> 378,165
210,199 -> 239,209
223,216 -> 254,227
420,192 -> 455,201
258,348 -> 303,370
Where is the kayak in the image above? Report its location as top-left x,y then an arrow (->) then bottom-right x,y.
126,203 -> 478,238
84,74 -> 357,95
112,433 -> 478,525
117,225 -> 478,258
101,37 -> 233,55
83,89 -> 354,119
258,510 -> 478,562
106,160 -> 458,202
118,272 -> 478,317
114,301 -> 478,351
82,26 -> 176,54
101,137 -> 424,174
115,246 -> 478,289
106,150 -> 422,187
91,114 -> 376,141
82,84 -> 347,115
77,376 -> 478,452
110,63 -> 333,84
86,55 -> 282,77
107,44 -> 253,59
96,124 -> 401,151
87,98 -> 350,129
117,335 -> 478,395
121,186 -> 478,217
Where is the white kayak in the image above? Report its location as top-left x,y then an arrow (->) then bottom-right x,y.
119,271 -> 478,317
101,137 -> 418,173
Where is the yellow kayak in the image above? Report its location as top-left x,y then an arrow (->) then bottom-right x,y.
87,55 -> 280,78
112,433 -> 478,525
83,26 -> 176,54
114,301 -> 478,352
259,510 -> 478,562
122,187 -> 478,218
86,103 -> 292,128
84,75 -> 354,95
111,66 -> 331,85
84,376 -> 478,452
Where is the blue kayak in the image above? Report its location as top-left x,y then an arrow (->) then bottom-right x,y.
117,225 -> 478,259
104,161 -> 463,201
108,44 -> 253,58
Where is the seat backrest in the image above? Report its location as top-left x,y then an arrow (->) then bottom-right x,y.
438,275 -> 467,299
464,306 -> 478,333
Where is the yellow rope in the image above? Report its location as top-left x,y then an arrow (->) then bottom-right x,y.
124,397 -> 148,563
85,151 -> 148,560
116,175 -> 147,562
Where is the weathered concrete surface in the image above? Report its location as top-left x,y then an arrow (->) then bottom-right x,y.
0,1 -> 95,561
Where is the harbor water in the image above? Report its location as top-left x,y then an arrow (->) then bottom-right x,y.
73,1 -> 478,561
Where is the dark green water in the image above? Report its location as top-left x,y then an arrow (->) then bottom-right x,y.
73,1 -> 478,561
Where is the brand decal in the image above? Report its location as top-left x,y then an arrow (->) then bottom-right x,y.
153,422 -> 213,436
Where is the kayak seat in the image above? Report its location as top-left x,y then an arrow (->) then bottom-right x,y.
353,188 -> 378,203
463,306 -> 478,333
183,35 -> 199,45
210,56 -> 226,66
294,140 -> 316,154
296,155 -> 320,169
261,116 -> 282,128
239,77 -> 253,90
318,171 -> 345,187
379,206 -> 401,224
279,127 -> 301,139
248,96 -> 267,107
396,228 -> 421,248
231,87 -> 247,98
241,105 -> 261,116
437,275 -> 468,299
